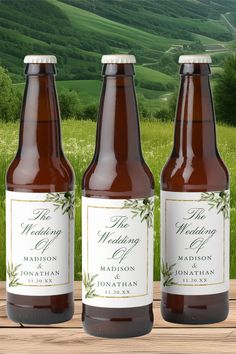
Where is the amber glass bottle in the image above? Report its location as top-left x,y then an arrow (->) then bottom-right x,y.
82,54 -> 154,337
6,55 -> 74,324
161,55 -> 229,324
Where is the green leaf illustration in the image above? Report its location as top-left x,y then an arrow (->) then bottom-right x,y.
161,260 -> 177,287
200,191 -> 230,219
6,262 -> 22,287
83,271 -> 99,298
123,198 -> 154,228
46,191 -> 75,220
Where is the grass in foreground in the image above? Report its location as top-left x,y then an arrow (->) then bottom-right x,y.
0,120 -> 235,280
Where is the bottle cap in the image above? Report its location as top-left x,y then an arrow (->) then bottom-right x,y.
101,54 -> 136,64
178,55 -> 212,64
24,55 -> 57,64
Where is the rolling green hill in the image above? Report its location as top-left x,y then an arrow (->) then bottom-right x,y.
62,0 -> 235,41
0,0 -> 236,114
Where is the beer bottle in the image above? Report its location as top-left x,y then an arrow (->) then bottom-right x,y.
161,55 -> 229,324
6,55 -> 75,324
82,54 -> 154,337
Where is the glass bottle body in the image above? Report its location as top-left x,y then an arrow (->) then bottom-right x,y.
6,63 -> 74,324
161,63 -> 229,324
82,63 -> 154,337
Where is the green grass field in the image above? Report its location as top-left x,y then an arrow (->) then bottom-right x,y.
0,120 -> 235,281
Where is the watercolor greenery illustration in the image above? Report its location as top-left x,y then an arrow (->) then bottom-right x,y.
83,271 -> 99,298
123,198 -> 154,228
161,260 -> 177,287
6,262 -> 22,287
46,192 -> 75,220
200,191 -> 230,219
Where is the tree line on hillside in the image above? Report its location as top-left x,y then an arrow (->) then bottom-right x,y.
0,0 -> 233,83
0,55 -> 236,125
62,0 -> 234,42
0,0 -> 106,82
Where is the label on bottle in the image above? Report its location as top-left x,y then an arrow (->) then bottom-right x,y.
6,191 -> 74,296
161,190 -> 230,295
82,196 -> 154,308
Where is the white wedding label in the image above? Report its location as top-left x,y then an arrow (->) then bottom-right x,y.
82,197 -> 154,308
6,191 -> 74,296
161,190 -> 230,295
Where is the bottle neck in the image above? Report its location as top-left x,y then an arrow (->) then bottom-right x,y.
172,64 -> 217,158
95,72 -> 143,163
18,72 -> 63,159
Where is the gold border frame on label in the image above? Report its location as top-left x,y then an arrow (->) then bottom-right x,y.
86,204 -> 150,299
10,198 -> 71,287
164,197 -> 226,287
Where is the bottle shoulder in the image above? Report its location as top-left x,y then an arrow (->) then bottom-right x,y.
82,159 -> 154,198
161,154 -> 229,192
6,155 -> 74,192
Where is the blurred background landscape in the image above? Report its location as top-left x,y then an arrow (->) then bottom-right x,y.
1,0 -> 236,121
0,0 -> 236,279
